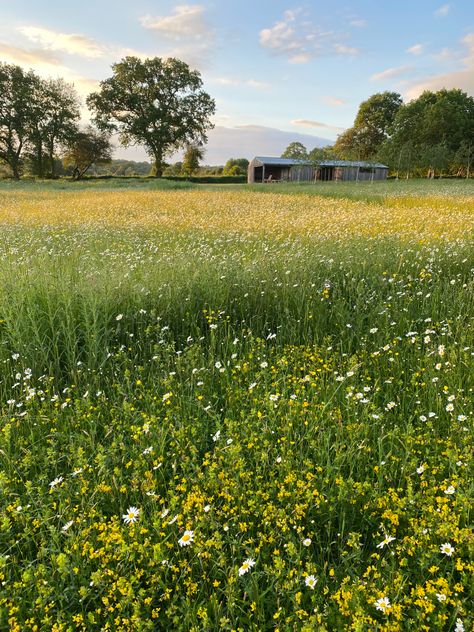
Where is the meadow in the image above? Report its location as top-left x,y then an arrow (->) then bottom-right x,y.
0,179 -> 473,631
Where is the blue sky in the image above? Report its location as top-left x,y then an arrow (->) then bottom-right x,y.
1,1 -> 473,163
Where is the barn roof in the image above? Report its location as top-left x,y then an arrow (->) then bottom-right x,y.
252,156 -> 388,169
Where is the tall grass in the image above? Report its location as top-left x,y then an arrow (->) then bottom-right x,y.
0,182 -> 472,630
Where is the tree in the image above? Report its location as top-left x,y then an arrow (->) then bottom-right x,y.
391,89 -> 474,152
87,56 -> 216,177
63,126 -> 112,179
182,143 -> 204,176
281,142 -> 308,160
0,63 -> 38,179
308,145 -> 337,162
223,158 -> 249,175
334,92 -> 402,160
29,78 -> 81,178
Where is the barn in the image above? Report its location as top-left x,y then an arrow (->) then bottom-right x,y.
247,156 -> 389,183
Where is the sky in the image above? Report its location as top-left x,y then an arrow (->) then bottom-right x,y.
1,1 -> 473,164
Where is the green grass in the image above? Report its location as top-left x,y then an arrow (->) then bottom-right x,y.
0,182 -> 472,631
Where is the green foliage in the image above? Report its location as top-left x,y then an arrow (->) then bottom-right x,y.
63,126 -> 112,180
182,144 -> 205,177
334,92 -> 402,160
384,89 -> 474,176
0,63 -> 39,179
281,142 -> 308,160
0,65 -> 81,180
0,182 -> 472,629
87,56 -> 216,177
308,145 -> 338,162
28,78 -> 81,178
223,157 -> 249,175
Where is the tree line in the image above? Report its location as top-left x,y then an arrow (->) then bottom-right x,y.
0,56 -> 216,179
282,89 -> 474,177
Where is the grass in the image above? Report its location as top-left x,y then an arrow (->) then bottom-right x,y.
0,179 -> 473,631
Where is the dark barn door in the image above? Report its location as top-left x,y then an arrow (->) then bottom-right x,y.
320,167 -> 334,181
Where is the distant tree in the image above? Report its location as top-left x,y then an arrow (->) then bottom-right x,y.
87,56 -> 216,177
308,145 -> 337,162
334,92 -> 402,159
0,63 -> 38,179
29,78 -> 81,178
390,89 -> 474,153
223,158 -> 249,175
453,140 -> 473,177
63,126 -> 112,179
163,161 -> 184,176
182,144 -> 204,176
281,142 -> 308,160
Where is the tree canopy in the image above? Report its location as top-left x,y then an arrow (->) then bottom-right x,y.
87,56 -> 216,177
223,158 -> 249,175
63,126 -> 112,180
0,63 -> 38,179
281,142 -> 308,160
334,91 -> 402,160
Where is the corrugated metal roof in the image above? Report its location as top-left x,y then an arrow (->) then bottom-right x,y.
253,156 -> 388,169
254,156 -> 308,166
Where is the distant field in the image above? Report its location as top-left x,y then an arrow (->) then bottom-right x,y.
0,180 -> 473,631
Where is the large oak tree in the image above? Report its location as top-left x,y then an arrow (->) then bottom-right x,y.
87,56 -> 216,177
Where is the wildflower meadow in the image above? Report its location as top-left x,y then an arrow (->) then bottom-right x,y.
0,179 -> 473,631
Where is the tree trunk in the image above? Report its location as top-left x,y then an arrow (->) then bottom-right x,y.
153,153 -> 163,177
11,159 -> 20,180
37,140 -> 44,179
49,149 -> 56,178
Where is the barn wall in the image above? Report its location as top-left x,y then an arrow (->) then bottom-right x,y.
289,166 -> 315,182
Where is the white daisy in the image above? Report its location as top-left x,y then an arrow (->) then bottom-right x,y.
238,558 -> 255,576
305,575 -> 318,589
122,506 -> 140,524
178,530 -> 194,547
376,535 -> 396,549
440,542 -> 454,556
374,596 -> 391,612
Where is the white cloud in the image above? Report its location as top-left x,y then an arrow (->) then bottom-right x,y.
334,44 -> 358,56
291,119 -> 345,133
321,95 -> 347,107
201,124 -> 332,163
371,65 -> 413,81
19,26 -> 106,59
407,43 -> 423,55
405,32 -> 474,99
350,19 -> 367,28
434,4 -> 450,16
140,5 -> 215,68
259,10 -> 359,63
140,5 -> 210,40
213,77 -> 270,89
0,42 -> 61,66
434,47 -> 455,62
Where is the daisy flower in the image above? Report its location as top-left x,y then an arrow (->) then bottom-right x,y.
376,535 -> 396,549
49,476 -> 64,489
178,530 -> 194,547
440,542 -> 454,556
122,506 -> 140,524
238,558 -> 255,576
374,596 -> 391,613
302,537 -> 312,547
305,575 -> 318,589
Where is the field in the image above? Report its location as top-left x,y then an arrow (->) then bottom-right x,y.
0,179 -> 473,631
